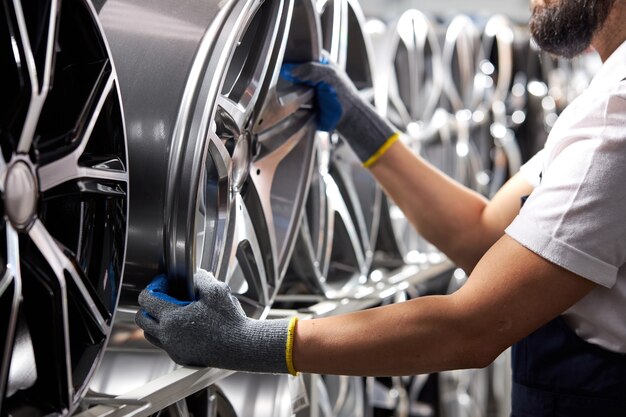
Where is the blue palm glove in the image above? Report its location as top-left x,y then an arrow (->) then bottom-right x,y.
135,270 -> 299,375
280,59 -> 399,167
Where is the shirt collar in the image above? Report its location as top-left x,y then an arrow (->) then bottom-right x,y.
587,39 -> 626,93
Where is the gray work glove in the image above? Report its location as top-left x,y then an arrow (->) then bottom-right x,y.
281,59 -> 399,166
135,269 -> 298,374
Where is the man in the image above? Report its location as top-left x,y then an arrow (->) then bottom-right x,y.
136,0 -> 626,415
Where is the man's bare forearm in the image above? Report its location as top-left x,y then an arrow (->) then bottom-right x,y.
369,139 -> 532,272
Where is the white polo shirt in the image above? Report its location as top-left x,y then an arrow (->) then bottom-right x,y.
505,40 -> 626,353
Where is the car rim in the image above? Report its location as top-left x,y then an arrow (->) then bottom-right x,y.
0,0 -> 128,414
100,0 -> 319,318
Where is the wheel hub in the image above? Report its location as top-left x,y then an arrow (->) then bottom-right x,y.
4,160 -> 38,230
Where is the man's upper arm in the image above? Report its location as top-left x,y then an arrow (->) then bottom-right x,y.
480,173 -> 535,241
450,234 -> 597,361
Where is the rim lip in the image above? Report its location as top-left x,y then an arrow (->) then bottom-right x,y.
164,0 -> 249,294
0,0 -> 130,410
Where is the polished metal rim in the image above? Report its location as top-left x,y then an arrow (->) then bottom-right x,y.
0,0 -> 128,414
100,0 -> 320,318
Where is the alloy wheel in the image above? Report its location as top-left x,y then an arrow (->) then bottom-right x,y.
100,0 -> 320,318
0,0 -> 129,414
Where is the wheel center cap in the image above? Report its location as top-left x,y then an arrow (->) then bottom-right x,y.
5,161 -> 38,230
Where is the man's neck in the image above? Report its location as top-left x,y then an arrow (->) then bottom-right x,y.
592,4 -> 626,62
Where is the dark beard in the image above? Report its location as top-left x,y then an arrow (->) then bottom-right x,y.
530,0 -> 615,59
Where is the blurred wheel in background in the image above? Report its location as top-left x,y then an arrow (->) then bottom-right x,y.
368,9 -> 449,267
0,0 -> 128,414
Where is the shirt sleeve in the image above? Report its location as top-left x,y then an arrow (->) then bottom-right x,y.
506,136 -> 626,288
518,149 -> 545,187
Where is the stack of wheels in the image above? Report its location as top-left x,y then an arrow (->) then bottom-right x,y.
282,0 -> 382,299
0,0 -> 129,414
368,9 -> 449,268
90,0 -> 323,393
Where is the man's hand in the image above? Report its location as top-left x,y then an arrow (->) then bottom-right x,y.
135,269 -> 298,374
281,59 -> 399,167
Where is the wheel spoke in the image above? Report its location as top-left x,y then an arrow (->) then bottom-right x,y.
0,224 -> 22,410
220,0 -> 286,125
224,194 -> 270,319
254,109 -> 315,162
194,131 -> 232,277
37,75 -> 125,192
254,85 -> 314,136
29,220 -> 109,335
324,171 -> 366,295
12,0 -> 48,154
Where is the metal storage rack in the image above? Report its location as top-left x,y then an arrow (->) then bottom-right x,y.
76,257 -> 454,417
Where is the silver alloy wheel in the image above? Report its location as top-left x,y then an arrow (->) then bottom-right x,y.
0,0 -> 129,414
100,0 -> 320,317
286,0 -> 382,297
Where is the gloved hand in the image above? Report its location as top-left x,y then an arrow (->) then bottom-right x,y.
281,59 -> 399,167
135,269 -> 298,375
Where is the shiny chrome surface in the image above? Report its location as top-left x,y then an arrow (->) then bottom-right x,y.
0,0 -> 129,414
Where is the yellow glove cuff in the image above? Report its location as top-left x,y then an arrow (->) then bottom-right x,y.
286,317 -> 299,376
362,132 -> 400,168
